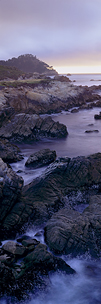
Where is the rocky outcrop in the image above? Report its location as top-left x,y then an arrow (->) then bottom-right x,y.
0,238 -> 75,300
94,111 -> 101,119
0,114 -> 68,142
44,195 -> 101,257
1,153 -> 101,239
1,80 -> 100,116
54,75 -> 71,82
0,91 -> 15,127
25,149 -> 56,168
0,138 -> 23,162
0,158 -> 23,236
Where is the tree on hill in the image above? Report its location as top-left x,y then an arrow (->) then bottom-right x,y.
0,65 -> 25,80
0,54 -> 57,75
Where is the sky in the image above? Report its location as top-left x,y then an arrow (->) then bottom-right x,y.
0,0 -> 101,74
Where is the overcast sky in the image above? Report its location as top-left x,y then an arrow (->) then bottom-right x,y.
0,0 -> 101,73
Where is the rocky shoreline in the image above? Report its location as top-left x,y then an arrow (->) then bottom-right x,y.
0,78 -> 101,301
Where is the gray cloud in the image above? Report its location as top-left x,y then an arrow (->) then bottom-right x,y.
0,0 -> 101,69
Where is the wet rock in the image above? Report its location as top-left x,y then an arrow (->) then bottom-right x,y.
25,148 -> 56,168
0,240 -> 75,300
23,243 -> 75,275
0,138 -> 23,162
21,238 -> 40,247
44,195 -> 101,257
0,113 -> 68,142
94,111 -> 101,119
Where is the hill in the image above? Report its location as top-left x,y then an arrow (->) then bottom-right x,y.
0,65 -> 25,81
0,54 -> 57,76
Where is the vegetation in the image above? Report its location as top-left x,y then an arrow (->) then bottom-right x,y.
0,65 -> 25,80
0,78 -> 51,88
0,54 -> 57,75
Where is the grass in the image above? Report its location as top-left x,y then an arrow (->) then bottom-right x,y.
0,78 -> 51,88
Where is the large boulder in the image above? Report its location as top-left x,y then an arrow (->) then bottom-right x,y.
1,153 -> 101,239
44,195 -> 101,257
0,138 -> 23,162
2,241 -> 25,256
94,111 -> 101,119
0,113 -> 68,142
25,148 -> 56,168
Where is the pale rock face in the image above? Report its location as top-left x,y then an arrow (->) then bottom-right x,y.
0,91 -> 7,109
0,157 -> 23,225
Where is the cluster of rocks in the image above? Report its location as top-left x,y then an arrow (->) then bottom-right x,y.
0,79 -> 101,300
0,237 -> 75,299
0,113 -> 68,142
1,80 -> 101,116
0,138 -> 23,162
0,152 -> 101,299
1,153 -> 101,246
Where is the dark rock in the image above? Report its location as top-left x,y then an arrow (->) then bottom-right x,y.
88,124 -> 94,126
94,112 -> 101,119
71,108 -> 79,113
1,153 -> 101,238
0,241 -> 75,300
85,130 -> 99,133
23,243 -> 75,275
2,241 -> 25,256
0,114 -> 68,142
25,148 -> 56,168
0,138 -> 23,162
44,195 -> 101,257
17,235 -> 31,242
21,238 -> 40,247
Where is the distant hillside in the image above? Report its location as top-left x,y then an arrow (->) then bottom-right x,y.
0,54 -> 57,75
0,65 -> 25,81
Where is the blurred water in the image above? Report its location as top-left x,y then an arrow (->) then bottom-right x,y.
11,107 -> 101,185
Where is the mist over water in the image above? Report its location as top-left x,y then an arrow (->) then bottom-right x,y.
1,256 -> 101,304
26,256 -> 101,304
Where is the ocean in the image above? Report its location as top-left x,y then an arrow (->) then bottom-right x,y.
68,73 -> 101,87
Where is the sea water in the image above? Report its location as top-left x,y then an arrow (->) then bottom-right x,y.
68,73 -> 101,87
